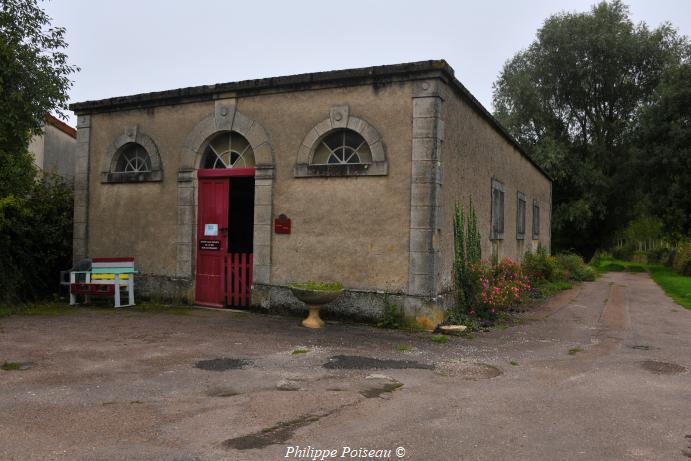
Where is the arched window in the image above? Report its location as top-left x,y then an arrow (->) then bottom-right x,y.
312,129 -> 372,165
114,143 -> 152,173
102,127 -> 162,183
294,106 -> 387,177
201,131 -> 255,169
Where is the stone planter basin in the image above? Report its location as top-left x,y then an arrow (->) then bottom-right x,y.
288,283 -> 343,329
289,287 -> 342,306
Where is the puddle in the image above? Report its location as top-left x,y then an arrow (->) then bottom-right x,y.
195,358 -> 252,371
438,361 -> 503,379
360,382 -> 403,398
207,387 -> 241,397
640,360 -> 687,375
323,355 -> 433,370
223,414 -> 322,450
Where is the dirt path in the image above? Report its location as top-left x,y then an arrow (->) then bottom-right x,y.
0,273 -> 689,460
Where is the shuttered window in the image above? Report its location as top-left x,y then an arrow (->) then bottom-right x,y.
491,178 -> 505,240
517,192 -> 526,240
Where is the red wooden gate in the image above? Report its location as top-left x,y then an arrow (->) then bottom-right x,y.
196,168 -> 255,308
227,253 -> 253,306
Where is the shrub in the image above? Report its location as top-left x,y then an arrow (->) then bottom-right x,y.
612,242 -> 636,261
625,264 -> 646,273
523,245 -> 558,282
646,246 -> 674,266
467,258 -> 531,318
672,241 -> 691,276
556,254 -> 596,281
450,199 -> 482,323
603,263 -> 626,272
0,174 -> 73,303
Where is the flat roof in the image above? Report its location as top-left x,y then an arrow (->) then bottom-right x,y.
70,60 -> 550,180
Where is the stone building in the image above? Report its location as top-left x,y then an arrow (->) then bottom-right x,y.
28,114 -> 77,179
70,60 -> 551,324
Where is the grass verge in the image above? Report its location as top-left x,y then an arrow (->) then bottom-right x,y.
648,265 -> 691,310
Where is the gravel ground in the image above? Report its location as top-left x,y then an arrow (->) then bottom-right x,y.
0,272 -> 689,461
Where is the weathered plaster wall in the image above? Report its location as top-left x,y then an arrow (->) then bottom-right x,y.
27,133 -> 45,170
439,85 -> 552,293
85,82 -> 413,292
43,125 -> 76,179
233,81 -> 413,291
87,103 -> 212,276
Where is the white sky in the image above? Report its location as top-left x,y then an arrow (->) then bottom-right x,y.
45,0 -> 691,127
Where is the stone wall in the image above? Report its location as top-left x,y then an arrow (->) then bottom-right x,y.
439,84 -> 552,293
82,81 -> 414,299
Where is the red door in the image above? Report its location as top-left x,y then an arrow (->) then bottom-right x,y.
195,178 -> 229,307
195,168 -> 255,308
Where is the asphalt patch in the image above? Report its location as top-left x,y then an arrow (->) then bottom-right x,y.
207,387 -> 241,397
323,355 -> 434,370
222,414 -> 322,450
640,360 -> 687,375
195,358 -> 252,371
437,361 -> 503,379
360,382 -> 403,398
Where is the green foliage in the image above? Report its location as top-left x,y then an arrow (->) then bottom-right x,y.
646,246 -> 675,266
524,246 -> 595,297
468,258 -> 531,317
429,335 -> 449,344
538,280 -> 573,297
378,293 -> 402,329
451,199 -> 482,322
632,63 -> 691,239
1,362 -> 20,371
1,0 -> 78,193
288,281 -> 342,291
568,347 -> 583,356
290,348 -> 310,355
611,241 -> 637,261
622,216 -> 663,244
522,244 -> 558,282
626,264 -> 646,273
493,0 -> 689,255
0,175 -> 73,302
0,0 -> 78,302
672,241 -> 691,276
649,265 -> 691,310
555,254 -> 597,281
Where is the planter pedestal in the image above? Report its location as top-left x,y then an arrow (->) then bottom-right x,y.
302,306 -> 325,329
289,285 -> 343,329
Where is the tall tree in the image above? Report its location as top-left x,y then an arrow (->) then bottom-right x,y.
492,1 -> 689,255
632,63 -> 691,240
0,0 -> 77,196
0,0 -> 77,302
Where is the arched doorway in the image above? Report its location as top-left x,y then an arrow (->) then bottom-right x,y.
195,131 -> 256,307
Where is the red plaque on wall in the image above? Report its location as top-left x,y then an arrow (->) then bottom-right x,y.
274,214 -> 291,234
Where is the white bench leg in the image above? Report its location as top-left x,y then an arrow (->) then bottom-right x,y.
114,274 -> 121,308
69,272 -> 76,305
128,274 -> 135,306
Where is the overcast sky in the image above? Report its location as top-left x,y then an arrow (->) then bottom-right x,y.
44,0 -> 691,126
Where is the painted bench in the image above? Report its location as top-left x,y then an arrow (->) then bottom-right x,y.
69,257 -> 137,308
